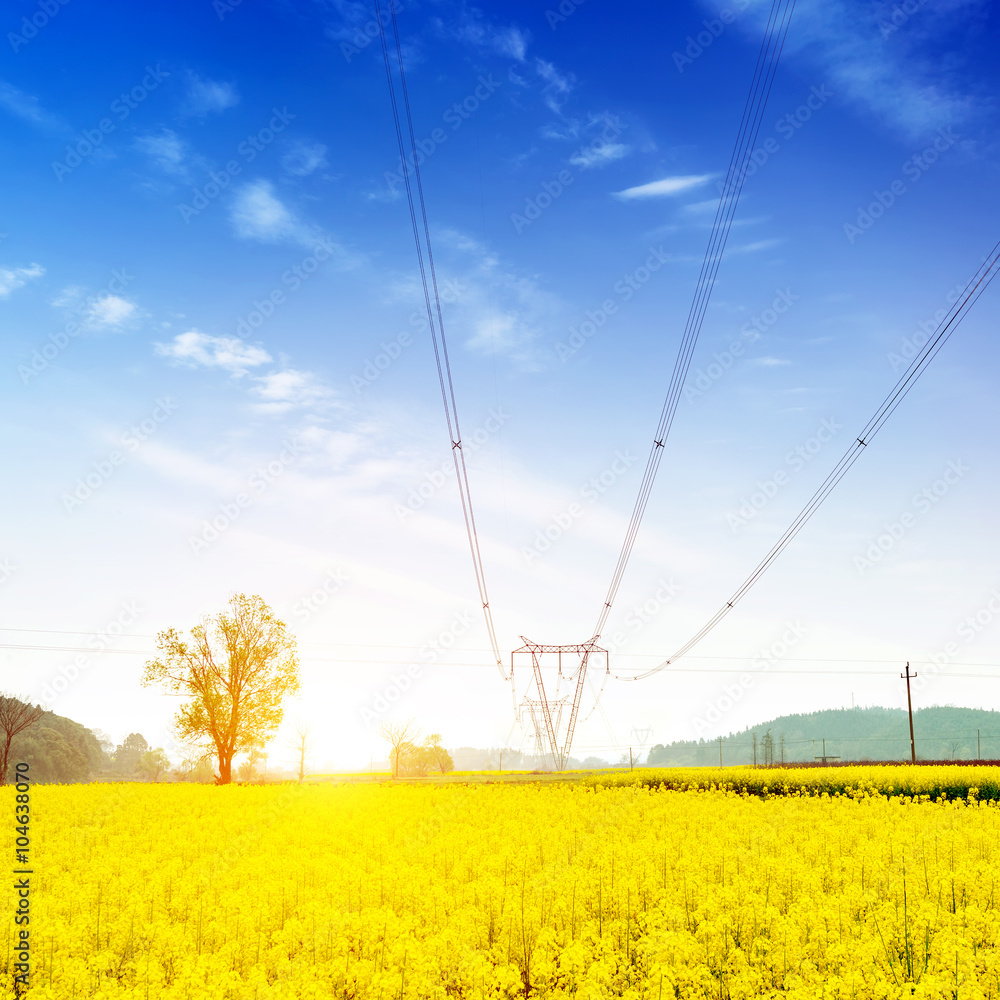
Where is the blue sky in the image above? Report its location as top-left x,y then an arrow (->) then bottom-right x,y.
2,0 -> 999,769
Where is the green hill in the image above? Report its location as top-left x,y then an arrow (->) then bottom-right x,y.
646,706 -> 1000,767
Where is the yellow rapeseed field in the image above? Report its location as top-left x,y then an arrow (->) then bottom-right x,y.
7,768 -> 1000,998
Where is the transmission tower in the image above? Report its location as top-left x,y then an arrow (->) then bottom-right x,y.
511,637 -> 608,770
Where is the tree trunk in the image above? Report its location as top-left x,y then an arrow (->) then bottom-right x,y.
216,753 -> 232,785
0,739 -> 9,786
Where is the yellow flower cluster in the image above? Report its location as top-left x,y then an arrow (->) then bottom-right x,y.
6,774 -> 1000,998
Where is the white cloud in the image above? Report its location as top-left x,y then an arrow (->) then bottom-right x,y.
570,142 -> 630,169
614,175 -> 713,200
0,263 -> 44,297
251,369 -> 335,414
229,180 -> 314,246
86,294 -> 136,328
184,74 -> 239,115
155,331 -> 272,375
729,0 -> 980,137
282,141 -> 328,177
135,129 -> 188,175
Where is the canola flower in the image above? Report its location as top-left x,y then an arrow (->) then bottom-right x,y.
5,769 -> 1000,998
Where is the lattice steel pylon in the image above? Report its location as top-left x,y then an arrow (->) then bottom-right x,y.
512,637 -> 608,770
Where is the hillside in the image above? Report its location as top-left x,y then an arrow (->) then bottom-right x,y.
6,702 -> 107,783
646,706 -> 1000,767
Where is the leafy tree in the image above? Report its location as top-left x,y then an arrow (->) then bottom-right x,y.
142,593 -> 300,785
394,734 -> 453,777
114,733 -> 149,775
0,694 -> 42,784
139,748 -> 170,782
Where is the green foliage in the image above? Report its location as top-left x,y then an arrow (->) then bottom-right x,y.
650,706 -> 1000,766
12,709 -> 105,783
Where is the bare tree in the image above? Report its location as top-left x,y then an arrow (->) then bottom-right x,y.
0,695 -> 43,785
288,726 -> 312,783
378,718 -> 419,779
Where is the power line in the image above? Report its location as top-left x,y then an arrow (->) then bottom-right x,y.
373,0 -> 508,684
593,0 -> 797,642
619,242 -> 1000,681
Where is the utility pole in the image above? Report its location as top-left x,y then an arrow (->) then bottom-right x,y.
752,733 -> 758,767
978,730 -> 981,760
718,736 -> 723,768
901,662 -> 917,764
629,747 -> 634,771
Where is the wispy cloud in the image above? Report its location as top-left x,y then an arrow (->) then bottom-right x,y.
135,129 -> 189,176
614,175 -> 713,200
749,356 -> 792,367
570,142 -> 630,169
447,9 -> 529,61
0,263 -> 44,298
183,74 -> 239,116
155,331 -> 272,375
536,59 -> 575,114
0,82 -> 67,135
282,141 -> 328,177
730,0 -> 981,137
